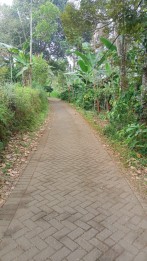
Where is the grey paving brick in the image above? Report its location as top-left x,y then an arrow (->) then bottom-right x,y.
68,228 -> 84,240
62,220 -> 77,231
89,238 -> 109,252
61,236 -> 78,251
16,236 -> 31,250
134,251 -> 147,261
0,246 -> 24,261
17,247 -> 39,261
31,236 -> 47,250
45,236 -> 63,250
67,249 -> 86,261
76,237 -> 94,252
51,247 -> 70,261
83,248 -> 101,261
33,246 -> 55,261
74,220 -> 90,231
82,228 -> 98,240
53,228 -> 70,240
115,251 -> 134,261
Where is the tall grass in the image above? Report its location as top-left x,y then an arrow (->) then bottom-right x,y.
0,83 -> 48,150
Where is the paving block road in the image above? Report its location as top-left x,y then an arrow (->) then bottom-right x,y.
0,99 -> 147,261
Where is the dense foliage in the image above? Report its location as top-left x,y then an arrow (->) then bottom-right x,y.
0,1 -> 68,153
59,0 -> 147,159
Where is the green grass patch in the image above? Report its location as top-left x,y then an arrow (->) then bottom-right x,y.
50,90 -> 60,98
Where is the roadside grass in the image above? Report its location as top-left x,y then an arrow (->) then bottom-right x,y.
73,105 -> 147,196
76,106 -> 147,166
0,84 -> 49,153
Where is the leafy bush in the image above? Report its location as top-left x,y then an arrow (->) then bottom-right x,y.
0,83 -> 48,147
108,90 -> 137,130
0,66 -> 9,83
120,123 -> 147,155
104,87 -> 147,156
82,88 -> 94,110
60,89 -> 69,100
0,102 -> 13,141
32,55 -> 52,87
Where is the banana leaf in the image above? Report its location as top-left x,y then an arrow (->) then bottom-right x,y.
100,37 -> 117,51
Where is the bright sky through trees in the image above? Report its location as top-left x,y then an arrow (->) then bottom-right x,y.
0,0 -> 13,5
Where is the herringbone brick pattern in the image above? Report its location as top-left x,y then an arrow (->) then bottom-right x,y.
0,99 -> 147,261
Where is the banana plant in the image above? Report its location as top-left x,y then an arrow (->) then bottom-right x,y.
74,37 -> 117,79
0,42 -> 31,86
0,42 -> 19,82
73,38 -> 117,112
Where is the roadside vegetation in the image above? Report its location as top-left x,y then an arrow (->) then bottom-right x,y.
0,84 -> 48,151
0,0 -> 67,153
58,0 -> 147,169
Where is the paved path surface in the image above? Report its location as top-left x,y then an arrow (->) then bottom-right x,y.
0,100 -> 147,261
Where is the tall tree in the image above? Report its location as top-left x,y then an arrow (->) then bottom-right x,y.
0,0 -> 68,59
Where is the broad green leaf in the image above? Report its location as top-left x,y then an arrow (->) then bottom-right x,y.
22,41 -> 29,51
16,66 -> 29,78
87,53 -> 97,67
15,56 -> 27,65
10,48 -> 19,54
78,60 -> 89,72
100,37 -> 117,51
74,51 -> 91,66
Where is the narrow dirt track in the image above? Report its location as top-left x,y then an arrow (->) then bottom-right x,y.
0,99 -> 147,261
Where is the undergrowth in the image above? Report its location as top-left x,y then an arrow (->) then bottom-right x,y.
74,105 -> 147,168
0,83 -> 48,154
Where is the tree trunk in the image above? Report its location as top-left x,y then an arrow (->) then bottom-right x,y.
106,100 -> 111,111
115,29 -> 128,92
141,63 -> 147,121
96,99 -> 100,113
120,35 -> 128,91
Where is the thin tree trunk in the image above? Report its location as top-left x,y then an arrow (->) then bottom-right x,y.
115,29 -> 128,92
30,0 -> 33,87
120,35 -> 128,91
96,100 -> 100,113
10,54 -> 13,83
106,100 -> 110,111
141,60 -> 147,121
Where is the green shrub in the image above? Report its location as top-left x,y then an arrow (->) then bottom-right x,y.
104,87 -> 147,156
50,90 -> 60,98
32,55 -> 51,87
120,123 -> 147,155
82,88 -> 94,110
11,87 -> 48,130
0,102 -> 13,141
0,66 -> 9,83
108,91 -> 137,130
0,84 -> 48,147
60,89 -> 69,101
